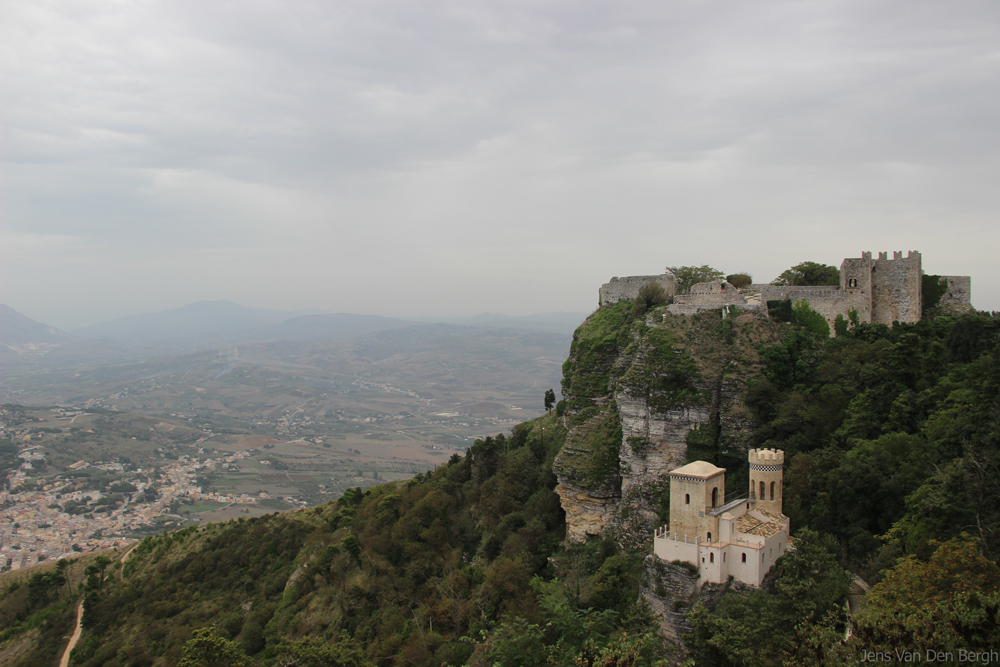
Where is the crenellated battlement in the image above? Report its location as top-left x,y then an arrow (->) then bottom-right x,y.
748,448 -> 784,467
601,250 -> 971,331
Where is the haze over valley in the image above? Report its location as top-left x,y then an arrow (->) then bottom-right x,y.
0,301 -> 579,564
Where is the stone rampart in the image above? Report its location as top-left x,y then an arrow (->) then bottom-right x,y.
599,274 -> 677,305
673,281 -> 745,306
940,276 -> 971,306
756,285 -> 861,329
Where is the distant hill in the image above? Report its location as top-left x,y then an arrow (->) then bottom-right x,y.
242,313 -> 413,343
71,302 -> 589,346
71,300 -> 327,344
412,312 -> 590,336
0,304 -> 74,349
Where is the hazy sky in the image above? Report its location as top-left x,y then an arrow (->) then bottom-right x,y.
3,0 -> 999,330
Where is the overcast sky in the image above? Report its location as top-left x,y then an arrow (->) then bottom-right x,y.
3,0 -> 999,330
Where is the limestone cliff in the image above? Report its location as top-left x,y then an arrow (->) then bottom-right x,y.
554,303 -> 784,548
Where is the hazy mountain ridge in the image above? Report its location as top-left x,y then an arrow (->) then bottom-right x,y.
0,304 -> 74,348
411,312 -> 589,336
0,303 -> 579,380
239,313 -> 414,343
69,300 -> 326,344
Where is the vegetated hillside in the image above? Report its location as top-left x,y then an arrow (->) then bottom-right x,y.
0,413 -> 673,667
2,306 -> 999,666
553,300 -> 1000,663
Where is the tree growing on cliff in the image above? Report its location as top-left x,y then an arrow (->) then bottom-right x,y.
772,261 -> 840,286
667,265 -> 725,294
544,389 -> 556,412
726,273 -> 753,288
922,274 -> 949,315
632,282 -> 671,318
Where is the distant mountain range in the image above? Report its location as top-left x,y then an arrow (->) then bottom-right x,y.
69,300 -> 335,344
0,302 -> 587,367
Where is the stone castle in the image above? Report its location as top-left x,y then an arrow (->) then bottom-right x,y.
653,449 -> 789,586
599,251 -> 971,328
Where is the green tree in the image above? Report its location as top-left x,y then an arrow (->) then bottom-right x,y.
271,636 -> 371,667
240,621 -> 265,655
26,570 -> 66,604
179,627 -> 251,667
726,273 -> 753,288
834,314 -> 849,337
667,265 -> 725,294
772,261 -> 840,286
686,529 -> 848,667
792,300 -> 830,338
632,282 -> 671,318
852,534 -> 1000,653
922,274 -> 949,315
544,389 -> 556,412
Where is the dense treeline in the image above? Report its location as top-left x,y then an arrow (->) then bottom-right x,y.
750,313 -> 1000,566
688,310 -> 1000,665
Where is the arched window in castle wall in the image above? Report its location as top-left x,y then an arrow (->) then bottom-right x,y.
710,553 -> 714,563
685,494 -> 690,505
707,532 -> 712,543
750,479 -> 755,498
759,481 -> 765,500
711,487 -> 718,507
741,553 -> 746,563
770,481 -> 775,501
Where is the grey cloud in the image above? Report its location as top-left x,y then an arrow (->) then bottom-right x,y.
2,0 -> 999,327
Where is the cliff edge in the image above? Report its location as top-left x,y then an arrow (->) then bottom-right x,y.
554,302 -> 785,548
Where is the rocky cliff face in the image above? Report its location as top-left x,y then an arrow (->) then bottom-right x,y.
554,304 -> 784,548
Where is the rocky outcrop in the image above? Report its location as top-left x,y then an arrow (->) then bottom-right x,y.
555,305 -> 784,549
555,480 -> 620,543
614,399 -> 711,547
640,555 -> 751,663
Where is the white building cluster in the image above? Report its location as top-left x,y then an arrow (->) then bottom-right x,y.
653,449 -> 790,586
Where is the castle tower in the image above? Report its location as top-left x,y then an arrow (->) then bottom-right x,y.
669,460 -> 726,543
749,449 -> 784,514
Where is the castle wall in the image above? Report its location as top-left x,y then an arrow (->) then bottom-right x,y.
602,251 -> 967,329
599,274 -> 677,305
870,251 -> 922,324
940,276 -> 972,306
754,285 -> 862,331
673,281 -> 745,307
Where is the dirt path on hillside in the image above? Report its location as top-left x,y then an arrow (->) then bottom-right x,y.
120,543 -> 140,581
58,600 -> 84,667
